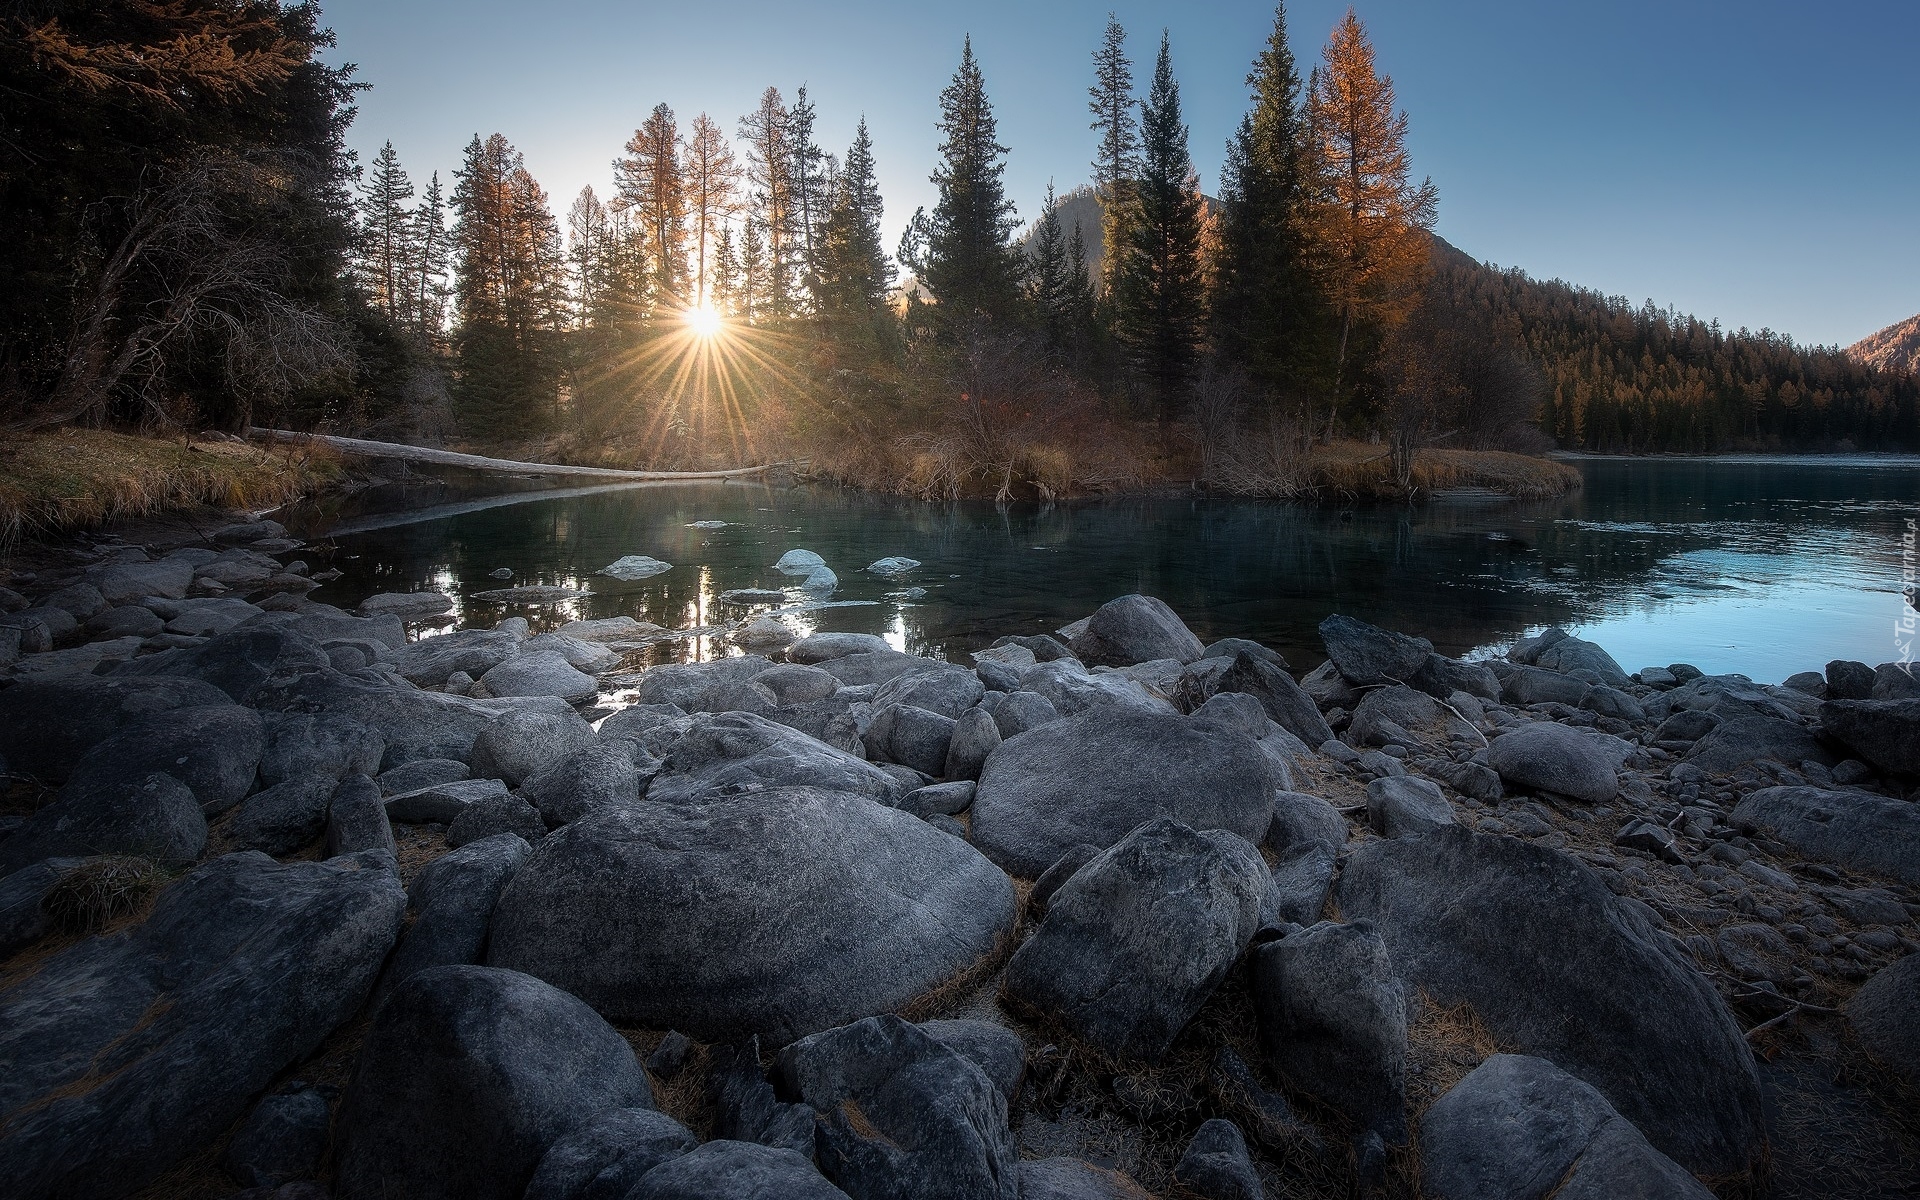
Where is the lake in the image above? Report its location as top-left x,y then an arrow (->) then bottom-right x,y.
298,455 -> 1919,684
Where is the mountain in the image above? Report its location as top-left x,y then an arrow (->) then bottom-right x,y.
1849,314 -> 1920,377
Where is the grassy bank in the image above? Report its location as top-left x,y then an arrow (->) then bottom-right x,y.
0,427 -> 341,548
1305,443 -> 1584,501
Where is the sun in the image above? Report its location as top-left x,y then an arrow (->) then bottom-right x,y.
683,303 -> 723,339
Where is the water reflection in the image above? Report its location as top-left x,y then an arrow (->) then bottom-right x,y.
299,455 -> 1919,683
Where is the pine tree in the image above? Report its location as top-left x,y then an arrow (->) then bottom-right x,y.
925,37 -> 1020,327
1113,31 -> 1206,416
787,86 -> 831,308
712,225 -> 739,316
1028,182 -> 1075,354
1213,3 -> 1322,396
738,88 -> 795,318
740,215 -> 768,323
816,117 -> 893,322
1087,14 -> 1138,304
615,103 -> 690,306
681,113 -> 739,308
411,170 -> 453,340
357,141 -> 417,324
567,186 -> 611,329
1305,10 -> 1438,412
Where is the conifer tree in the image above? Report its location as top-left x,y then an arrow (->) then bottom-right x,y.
615,103 -> 690,305
712,225 -> 739,316
816,117 -> 893,321
925,37 -> 1020,327
411,171 -> 453,339
1214,3 -> 1322,395
740,215 -> 769,322
681,113 -> 740,307
1087,14 -> 1138,304
738,88 -> 795,318
1305,10 -> 1438,409
1028,182 -> 1085,356
1113,31 -> 1206,416
567,186 -> 611,329
357,141 -> 417,324
787,86 -> 831,308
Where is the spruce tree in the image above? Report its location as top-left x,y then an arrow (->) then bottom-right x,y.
1113,31 -> 1206,416
1214,3 -> 1323,397
411,171 -> 453,340
787,86 -> 831,308
925,36 -> 1020,328
1028,183 -> 1075,354
738,89 -> 794,318
1087,14 -> 1138,304
357,141 -> 417,324
816,117 -> 893,321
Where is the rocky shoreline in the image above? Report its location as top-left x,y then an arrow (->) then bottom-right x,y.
1,516 -> 1917,1200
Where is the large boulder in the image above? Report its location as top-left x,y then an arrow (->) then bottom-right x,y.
1686,715 -> 1835,772
1731,786 -> 1920,887
1206,652 -> 1334,747
111,626 -> 331,703
1421,1054 -> 1714,1200
626,1141 -> 851,1200
1067,594 -> 1205,668
646,711 -> 902,804
971,706 -> 1273,878
1349,685 -> 1475,753
871,663 -> 986,718
1820,699 -> 1920,775
1318,614 -> 1433,685
524,1108 -> 697,1200
0,851 -> 402,1200
1500,664 -> 1593,708
87,556 -> 195,603
259,711 -> 385,787
333,965 -> 653,1200
0,675 -> 231,783
487,788 -> 1016,1044
1002,819 -> 1267,1061
250,668 -> 577,768
1532,636 -> 1630,687
1251,921 -> 1407,1143
1484,722 -> 1621,803
59,704 -> 263,814
863,703 -> 954,776
635,656 -> 778,708
0,771 -> 206,875
469,708 -> 597,787
519,741 -> 647,828
1846,953 -> 1920,1093
789,632 -> 893,663
772,1015 -> 1019,1200
1335,827 -> 1762,1174
1018,659 -> 1172,717
392,628 -> 522,687
480,650 -> 598,704
377,833 -> 532,1000
1365,775 -> 1456,838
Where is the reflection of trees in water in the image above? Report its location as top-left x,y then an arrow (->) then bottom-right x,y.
309,461 -> 1918,669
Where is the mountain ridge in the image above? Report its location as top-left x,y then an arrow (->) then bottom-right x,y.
1848,313 -> 1920,377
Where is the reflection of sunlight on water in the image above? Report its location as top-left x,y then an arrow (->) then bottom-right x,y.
885,613 -> 908,654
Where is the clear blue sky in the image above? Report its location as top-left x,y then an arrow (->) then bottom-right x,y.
319,0 -> 1917,348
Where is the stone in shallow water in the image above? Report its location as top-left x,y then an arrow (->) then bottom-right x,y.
598,555 -> 673,581
486,787 -> 1016,1044
469,585 -> 590,605
867,556 -> 921,576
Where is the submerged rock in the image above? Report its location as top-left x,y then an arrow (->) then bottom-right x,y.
487,788 -> 1016,1043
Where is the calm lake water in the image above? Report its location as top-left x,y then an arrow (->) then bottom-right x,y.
299,456 -> 1919,684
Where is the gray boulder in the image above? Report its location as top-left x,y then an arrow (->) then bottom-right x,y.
1336,827 -> 1763,1174
480,650 -> 598,704
1366,775 -> 1456,837
523,1108 -> 697,1200
635,656 -> 778,707
1267,791 -> 1347,857
1003,819 -> 1267,1061
240,606 -> 407,652
231,776 -> 335,855
223,1083 -> 333,1189
1532,635 -> 1630,686
789,632 -> 893,663
646,711 -> 902,805
1580,685 -> 1646,722
1349,684 -> 1474,752
378,757 -> 470,793
1411,654 -> 1503,703
971,706 -> 1273,878
1208,652 -> 1335,746
900,780 -> 976,818
1820,699 -> 1920,775
87,557 -> 195,603
1318,614 -> 1433,685
86,604 -> 163,640
626,1141 -> 851,1200
1201,638 -> 1285,668
333,965 -> 653,1200
519,740 -> 646,827
250,668 -> 576,768
864,703 -> 955,776
1872,662 -> 1920,699
488,788 -> 1016,1043
756,663 -> 841,704
1018,659 -> 1171,717
447,793 -> 546,849
111,626 -> 331,704
375,832 -> 532,1003
1731,786 -> 1920,887
1252,921 -> 1407,1142
358,590 -> 455,618
1825,659 -> 1875,700
260,711 -> 384,787
1030,843 -> 1102,913
980,689 -> 1061,738
1846,953 -> 1920,1092
917,1019 -> 1025,1106
469,708 -> 597,786
1266,845 -> 1335,926
0,675 -> 230,783
1172,1119 -> 1263,1200
817,650 -> 933,686
1421,1054 -> 1714,1200
1484,722 -> 1620,802
0,771 -> 205,875
772,1014 -> 1019,1200
1017,1159 -> 1153,1200
0,851 -> 402,1200
325,775 -> 395,859
1068,594 -> 1206,667
384,777 -> 506,824
1686,715 -> 1834,772
392,628 -> 522,687
871,663 -> 986,718
1499,663 -> 1593,708
61,704 -> 264,814
943,706 -> 1002,780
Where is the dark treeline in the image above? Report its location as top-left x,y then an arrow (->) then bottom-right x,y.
1431,243 -> 1920,453
3,2 -> 1912,489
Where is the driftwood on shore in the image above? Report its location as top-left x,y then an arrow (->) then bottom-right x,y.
246,428 -> 784,482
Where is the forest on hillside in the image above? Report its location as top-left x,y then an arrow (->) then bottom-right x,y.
2,1 -> 1914,503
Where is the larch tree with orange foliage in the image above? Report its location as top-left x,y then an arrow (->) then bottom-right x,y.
1305,9 -> 1437,414
681,113 -> 740,310
615,104 -> 690,304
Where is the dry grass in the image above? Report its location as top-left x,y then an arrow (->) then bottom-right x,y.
43,855 -> 174,934
1306,442 -> 1582,501
0,426 -> 340,548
